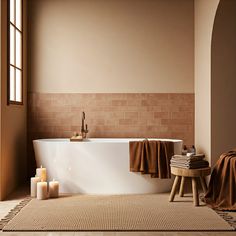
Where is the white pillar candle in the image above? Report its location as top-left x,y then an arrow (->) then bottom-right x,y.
37,181 -> 48,200
36,165 -> 47,182
30,176 -> 41,197
49,179 -> 59,198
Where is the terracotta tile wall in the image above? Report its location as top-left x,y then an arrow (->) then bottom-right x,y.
27,93 -> 194,175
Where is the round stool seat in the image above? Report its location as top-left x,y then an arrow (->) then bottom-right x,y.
169,166 -> 211,206
171,166 -> 211,177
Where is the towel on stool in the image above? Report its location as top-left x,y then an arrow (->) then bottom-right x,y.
129,140 -> 174,178
170,160 -> 209,169
170,154 -> 209,169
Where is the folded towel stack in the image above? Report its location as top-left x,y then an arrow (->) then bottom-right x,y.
170,154 -> 209,169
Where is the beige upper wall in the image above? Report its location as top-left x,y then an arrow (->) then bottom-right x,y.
194,0 -> 219,164
28,0 -> 194,93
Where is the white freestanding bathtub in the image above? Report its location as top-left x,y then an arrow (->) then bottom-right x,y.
33,138 -> 182,194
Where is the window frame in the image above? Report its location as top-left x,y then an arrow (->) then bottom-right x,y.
7,0 -> 23,105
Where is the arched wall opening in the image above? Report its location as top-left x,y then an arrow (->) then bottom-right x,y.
211,0 -> 236,165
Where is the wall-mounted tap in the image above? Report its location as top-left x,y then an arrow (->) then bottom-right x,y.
81,111 -> 89,138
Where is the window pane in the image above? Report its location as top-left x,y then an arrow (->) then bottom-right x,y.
16,0 -> 22,30
10,0 -> 15,24
15,69 -> 22,102
8,0 -> 23,104
16,30 -> 22,68
10,25 -> 15,65
10,66 -> 15,101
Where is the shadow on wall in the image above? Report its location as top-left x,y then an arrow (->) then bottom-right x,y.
211,0 -> 236,165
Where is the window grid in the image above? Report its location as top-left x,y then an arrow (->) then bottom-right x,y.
8,0 -> 23,105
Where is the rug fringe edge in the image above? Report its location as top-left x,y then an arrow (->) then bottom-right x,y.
215,210 -> 236,230
0,196 -> 31,230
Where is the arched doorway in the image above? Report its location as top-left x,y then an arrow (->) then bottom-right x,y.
211,0 -> 236,165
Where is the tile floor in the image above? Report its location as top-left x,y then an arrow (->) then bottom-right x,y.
0,186 -> 235,236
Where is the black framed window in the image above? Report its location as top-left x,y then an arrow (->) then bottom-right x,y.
8,0 -> 23,105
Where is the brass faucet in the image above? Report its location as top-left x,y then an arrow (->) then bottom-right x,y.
81,111 -> 89,139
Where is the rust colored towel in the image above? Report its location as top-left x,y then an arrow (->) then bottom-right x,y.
204,150 -> 236,211
129,140 -> 174,179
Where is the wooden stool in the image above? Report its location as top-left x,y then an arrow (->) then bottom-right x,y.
169,166 -> 211,206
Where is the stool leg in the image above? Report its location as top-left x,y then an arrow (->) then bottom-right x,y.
192,177 -> 199,206
169,176 -> 180,202
179,176 -> 185,197
200,177 -> 208,194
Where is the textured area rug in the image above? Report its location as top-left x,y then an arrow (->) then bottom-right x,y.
3,194 -> 234,231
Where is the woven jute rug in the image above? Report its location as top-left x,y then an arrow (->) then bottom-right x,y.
2,194 -> 234,231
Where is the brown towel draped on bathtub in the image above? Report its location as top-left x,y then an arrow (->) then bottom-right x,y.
129,140 -> 174,178
203,149 -> 236,211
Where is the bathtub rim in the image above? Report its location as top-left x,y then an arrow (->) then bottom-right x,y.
33,138 -> 183,143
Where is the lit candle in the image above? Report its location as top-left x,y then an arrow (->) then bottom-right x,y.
30,176 -> 41,197
37,181 -> 48,200
36,165 -> 47,182
49,179 -> 59,198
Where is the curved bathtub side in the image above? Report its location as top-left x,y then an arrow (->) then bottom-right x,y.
33,139 -> 182,194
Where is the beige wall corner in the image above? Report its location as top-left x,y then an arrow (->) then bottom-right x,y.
211,0 -> 236,165
0,0 -> 2,200
194,0 -> 220,165
0,0 -> 27,200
